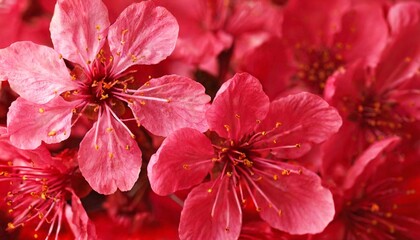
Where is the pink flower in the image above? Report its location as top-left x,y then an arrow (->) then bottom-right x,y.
321,1 -> 420,182
315,138 -> 420,239
0,0 -> 211,194
239,0 -> 389,99
148,73 -> 342,239
156,0 -> 279,73
0,128 -> 95,240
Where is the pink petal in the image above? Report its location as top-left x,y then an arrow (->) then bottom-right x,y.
129,75 -> 210,137
7,97 -> 75,149
375,2 -> 420,91
239,38 -> 295,100
342,137 -> 400,190
283,0 -> 350,46
78,111 -> 142,195
50,0 -> 110,66
256,92 -> 342,159
255,162 -> 334,234
148,128 -> 214,195
108,1 -> 179,74
65,194 -> 97,240
332,3 -> 388,66
389,89 -> 420,120
0,41 -> 77,104
179,180 -> 242,240
206,73 -> 270,141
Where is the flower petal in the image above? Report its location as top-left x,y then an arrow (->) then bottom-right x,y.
108,1 -> 179,74
0,41 -> 77,104
179,180 -> 242,240
254,162 -> 334,234
129,75 -> 210,137
332,3 -> 388,66
375,2 -> 420,91
256,92 -> 342,158
148,128 -> 214,195
78,110 -> 142,195
206,73 -> 270,141
342,136 -> 400,190
7,97 -> 75,149
65,194 -> 98,240
50,0 -> 110,66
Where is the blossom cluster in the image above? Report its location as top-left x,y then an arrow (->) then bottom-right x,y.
0,0 -> 419,239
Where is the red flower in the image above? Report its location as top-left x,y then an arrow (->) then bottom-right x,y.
148,73 -> 342,239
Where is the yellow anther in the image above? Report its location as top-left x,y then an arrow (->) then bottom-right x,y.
207,188 -> 212,193
108,152 -> 114,159
22,175 -> 28,181
59,54 -> 63,59
256,207 -> 262,212
370,203 -> 380,212
122,29 -> 129,35
7,223 -> 15,229
243,159 -> 253,168
6,200 -> 12,206
281,169 -> 290,175
34,233 -> 39,239
39,108 -> 45,113
261,131 -> 267,136
95,145 -> 100,150
295,143 -> 301,148
235,114 -> 240,119
106,127 -> 113,133
273,139 -> 277,144
221,148 -> 229,153
96,25 -> 101,31
8,209 -> 13,214
87,60 -> 91,64
125,145 -> 130,150
182,164 -> 190,170
224,124 -> 230,132
278,209 -> 282,216
226,172 -> 232,177
275,122 -> 282,128
256,119 -> 261,124
100,94 -> 109,100
41,193 -> 47,200
273,174 -> 278,181
211,157 -> 219,162
130,134 -> 136,139
48,131 -> 57,137
131,55 -> 138,63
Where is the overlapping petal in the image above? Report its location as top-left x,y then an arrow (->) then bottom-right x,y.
148,128 -> 214,195
256,92 -> 342,158
206,73 -> 270,141
50,0 -> 110,66
108,1 -> 179,74
7,97 -> 75,149
65,194 -> 98,240
129,75 -> 210,137
0,41 -> 77,104
78,111 -> 142,195
179,180 -> 242,240
254,162 -> 335,234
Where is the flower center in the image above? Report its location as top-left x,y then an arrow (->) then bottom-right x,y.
294,47 -> 344,94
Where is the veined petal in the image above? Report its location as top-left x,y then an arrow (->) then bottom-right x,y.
375,2 -> 420,91
206,73 -> 270,141
0,41 -> 77,104
332,3 -> 388,66
78,110 -> 142,195
148,128 -> 214,196
108,1 -> 179,75
179,180 -> 242,240
254,162 -> 334,234
128,75 -> 210,137
50,0 -> 110,66
65,194 -> 97,240
7,97 -> 75,149
256,92 -> 342,159
342,137 -> 400,190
